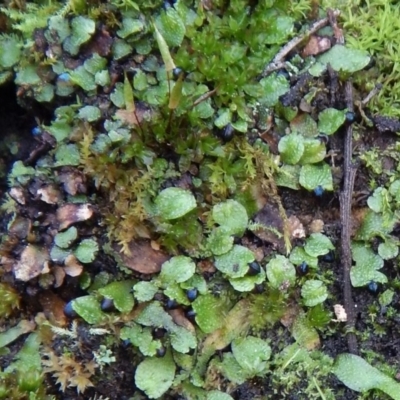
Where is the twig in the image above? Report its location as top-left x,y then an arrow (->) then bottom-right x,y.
260,10 -> 341,77
340,81 -> 358,354
361,83 -> 383,106
327,8 -> 358,354
192,88 -> 217,107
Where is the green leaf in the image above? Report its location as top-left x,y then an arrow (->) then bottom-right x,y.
110,82 -> 125,107
355,210 -> 395,241
54,227 -> 78,249
229,268 -> 265,292
378,238 -> 399,260
63,16 -> 95,56
120,324 -> 161,356
0,36 -> 21,68
155,188 -> 196,220
214,109 -> 232,129
266,255 -> 296,289
95,70 -> 110,86
54,144 -> 80,166
135,353 -> 176,399
301,280 -> 328,307
47,121 -> 72,142
159,256 -> 196,284
291,114 -> 319,138
15,65 -> 40,85
264,15 -> 294,44
289,246 -> 318,268
74,238 -> 99,263
291,313 -> 320,350
231,119 -> 248,133
350,243 -> 386,287
136,302 -> 173,328
304,233 -> 334,257
214,245 -> 255,278
299,139 -> 326,164
117,17 -> 144,39
35,83 -> 54,103
133,281 -> 159,302
214,353 -> 248,384
275,165 -> 301,190
260,73 -> 290,107
232,336 -> 271,375
318,108 -> 346,135
318,45 -> 371,73
299,163 -> 333,191
379,289 -> 394,307
207,391 -> 234,400
207,228 -> 234,256
10,333 -> 41,373
78,106 -> 101,122
69,66 -> 96,91
334,353 -> 400,399
212,200 -> 248,235
169,325 -> 197,353
278,133 -> 305,165
112,39 -> 133,60
50,245 -> 71,263
72,295 -> 106,324
192,294 -> 228,333
367,187 -> 390,213
99,280 -> 135,313
84,54 -> 107,74
157,8 -> 186,47
134,69 -> 149,91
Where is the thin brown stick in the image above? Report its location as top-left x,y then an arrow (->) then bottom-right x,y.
261,10 -> 341,77
192,88 -> 217,107
340,81 -> 358,354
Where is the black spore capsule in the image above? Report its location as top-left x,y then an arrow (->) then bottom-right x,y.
367,281 -> 379,294
156,346 -> 167,358
248,261 -> 261,275
186,309 -> 196,322
172,67 -> 184,79
186,288 -> 198,302
277,69 -> 290,80
153,327 -> 167,339
345,111 -> 356,123
322,250 -> 335,263
298,261 -> 309,274
64,301 -> 78,318
218,124 -> 235,143
101,297 -> 116,312
314,185 -> 324,197
166,298 -> 179,309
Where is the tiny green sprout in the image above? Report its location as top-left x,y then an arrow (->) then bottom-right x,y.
92,345 -> 116,372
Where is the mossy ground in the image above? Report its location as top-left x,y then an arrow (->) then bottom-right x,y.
1,1 -> 400,399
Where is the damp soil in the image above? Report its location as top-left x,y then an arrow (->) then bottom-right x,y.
2,68 -> 400,400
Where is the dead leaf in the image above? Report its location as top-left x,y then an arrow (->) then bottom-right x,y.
14,245 -> 50,281
56,203 -> 94,230
168,309 -> 196,333
39,290 -> 68,326
64,254 -> 83,277
37,185 -> 62,204
113,240 -> 169,274
302,35 -> 331,57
